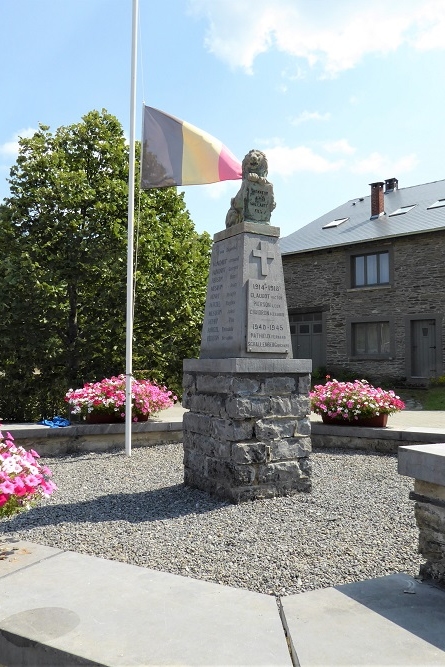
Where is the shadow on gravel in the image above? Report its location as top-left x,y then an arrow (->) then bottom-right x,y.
0,484 -> 229,530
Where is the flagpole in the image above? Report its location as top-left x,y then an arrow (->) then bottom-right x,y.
125,0 -> 138,456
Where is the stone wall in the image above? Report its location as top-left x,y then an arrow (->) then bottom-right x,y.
399,444 -> 445,586
182,359 -> 311,503
282,230 -> 445,382
311,423 -> 445,454
412,480 -> 445,584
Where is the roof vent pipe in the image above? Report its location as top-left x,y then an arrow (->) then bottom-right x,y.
385,177 -> 398,193
369,181 -> 385,219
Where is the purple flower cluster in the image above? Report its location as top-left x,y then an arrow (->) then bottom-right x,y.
0,428 -> 57,518
310,378 -> 405,421
65,375 -> 177,421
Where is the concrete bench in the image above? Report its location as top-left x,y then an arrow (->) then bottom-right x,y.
399,443 -> 445,586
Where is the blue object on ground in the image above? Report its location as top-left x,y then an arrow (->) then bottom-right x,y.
38,416 -> 71,428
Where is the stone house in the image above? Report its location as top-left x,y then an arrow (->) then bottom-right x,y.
280,178 -> 445,384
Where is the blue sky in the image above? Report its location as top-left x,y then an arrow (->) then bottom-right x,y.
1,0 -> 445,239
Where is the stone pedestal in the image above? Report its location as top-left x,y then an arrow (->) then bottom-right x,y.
399,444 -> 445,586
183,358 -> 312,503
183,217 -> 311,503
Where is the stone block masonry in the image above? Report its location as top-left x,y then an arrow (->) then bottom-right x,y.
399,444 -> 445,586
183,358 -> 312,503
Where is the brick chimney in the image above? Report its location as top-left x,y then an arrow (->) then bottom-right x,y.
385,177 -> 398,193
369,181 -> 385,218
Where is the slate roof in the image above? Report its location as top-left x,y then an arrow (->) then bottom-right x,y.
280,179 -> 445,255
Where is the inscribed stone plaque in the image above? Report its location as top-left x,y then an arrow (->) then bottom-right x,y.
200,234 -> 244,357
200,223 -> 292,359
246,279 -> 291,353
244,182 -> 274,224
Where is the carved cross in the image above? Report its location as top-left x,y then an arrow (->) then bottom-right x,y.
252,241 -> 274,276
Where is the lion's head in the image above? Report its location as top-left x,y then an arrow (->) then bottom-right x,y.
242,149 -> 268,179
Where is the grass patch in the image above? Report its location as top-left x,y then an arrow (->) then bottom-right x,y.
397,386 -> 445,410
421,387 -> 445,410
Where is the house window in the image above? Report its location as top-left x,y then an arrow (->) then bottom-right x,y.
388,204 -> 416,216
427,198 -> 445,210
322,217 -> 349,229
352,321 -> 390,356
352,251 -> 389,287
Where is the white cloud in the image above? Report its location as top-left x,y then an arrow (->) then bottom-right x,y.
0,128 -> 37,158
259,143 -> 416,180
352,151 -> 418,175
410,0 -> 445,51
291,111 -> 331,126
185,181 -> 235,200
265,145 -> 344,177
281,66 -> 306,82
188,0 -> 445,76
322,139 -> 356,155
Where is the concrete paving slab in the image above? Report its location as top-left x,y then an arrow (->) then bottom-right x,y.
0,549 -> 292,667
281,573 -> 445,666
0,539 -> 62,578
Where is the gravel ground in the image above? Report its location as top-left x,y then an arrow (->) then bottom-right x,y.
0,443 -> 423,596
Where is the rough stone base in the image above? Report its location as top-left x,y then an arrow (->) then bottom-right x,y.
182,358 -> 312,503
413,480 -> 445,586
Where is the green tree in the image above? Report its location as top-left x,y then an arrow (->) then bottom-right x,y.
0,110 -> 211,421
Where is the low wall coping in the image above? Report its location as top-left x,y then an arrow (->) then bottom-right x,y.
1,420 -> 183,440
312,423 -> 445,442
398,443 -> 445,486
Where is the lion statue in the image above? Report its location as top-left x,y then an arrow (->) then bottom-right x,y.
225,149 -> 276,228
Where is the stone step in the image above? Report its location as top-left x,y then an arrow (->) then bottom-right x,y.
2,542 -> 445,666
281,573 -> 445,666
0,541 -> 292,667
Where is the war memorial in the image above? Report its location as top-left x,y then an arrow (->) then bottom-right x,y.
182,150 -> 312,502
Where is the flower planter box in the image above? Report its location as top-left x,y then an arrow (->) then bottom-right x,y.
66,375 -> 176,425
310,379 -> 404,428
85,412 -> 124,424
321,414 -> 388,427
85,412 -> 149,424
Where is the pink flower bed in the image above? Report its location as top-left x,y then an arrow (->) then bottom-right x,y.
310,378 -> 405,421
65,375 -> 177,421
0,428 -> 57,518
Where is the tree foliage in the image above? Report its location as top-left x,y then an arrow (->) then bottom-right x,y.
0,110 -> 211,421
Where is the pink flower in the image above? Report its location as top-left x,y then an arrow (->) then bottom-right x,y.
23,474 -> 40,488
65,375 -> 175,419
310,378 -> 405,420
0,480 -> 15,495
0,425 -> 56,518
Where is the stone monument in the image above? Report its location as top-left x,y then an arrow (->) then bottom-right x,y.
183,150 -> 312,503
